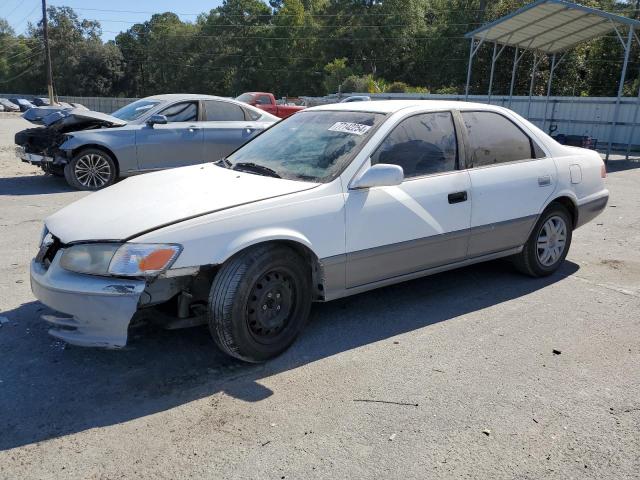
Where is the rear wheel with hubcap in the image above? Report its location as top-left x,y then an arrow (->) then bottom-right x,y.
64,148 -> 117,191
514,203 -> 573,277
208,244 -> 312,363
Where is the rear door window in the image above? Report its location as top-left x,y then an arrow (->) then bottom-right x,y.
204,101 -> 246,121
461,111 -> 538,166
257,95 -> 271,105
371,112 -> 458,178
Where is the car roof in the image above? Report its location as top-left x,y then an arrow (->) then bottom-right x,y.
143,93 -> 235,102
138,93 -> 279,121
308,99 -> 496,114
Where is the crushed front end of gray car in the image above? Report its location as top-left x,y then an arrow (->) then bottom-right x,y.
14,108 -> 126,176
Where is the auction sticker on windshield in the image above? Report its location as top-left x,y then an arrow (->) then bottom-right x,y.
328,122 -> 372,135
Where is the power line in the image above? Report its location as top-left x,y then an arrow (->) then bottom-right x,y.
0,62 -> 36,83
88,18 -> 488,27
104,28 -> 628,43
48,4 -> 640,16
3,45 -> 43,61
113,45 -> 637,65
1,0 -> 26,20
104,30 -> 478,40
46,5 -> 523,16
13,3 -> 41,30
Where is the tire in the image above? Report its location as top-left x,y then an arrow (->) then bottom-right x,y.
64,148 -> 117,191
514,203 -> 573,277
208,244 -> 312,363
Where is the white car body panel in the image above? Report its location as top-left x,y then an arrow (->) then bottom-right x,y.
32,100 -> 609,349
45,163 -> 318,244
136,181 -> 346,269
344,170 -> 472,287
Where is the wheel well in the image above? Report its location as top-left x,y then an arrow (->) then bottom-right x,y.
231,240 -> 325,301
549,196 -> 578,228
71,144 -> 120,176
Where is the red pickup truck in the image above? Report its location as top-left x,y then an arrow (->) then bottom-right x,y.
236,92 -> 305,119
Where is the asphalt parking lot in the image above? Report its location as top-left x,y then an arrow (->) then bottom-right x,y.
0,112 -> 639,479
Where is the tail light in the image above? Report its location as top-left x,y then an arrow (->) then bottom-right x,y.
601,163 -> 607,178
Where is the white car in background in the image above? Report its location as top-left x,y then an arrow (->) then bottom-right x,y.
31,101 -> 608,362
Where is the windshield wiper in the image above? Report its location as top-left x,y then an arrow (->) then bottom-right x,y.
232,162 -> 281,178
214,157 -> 232,168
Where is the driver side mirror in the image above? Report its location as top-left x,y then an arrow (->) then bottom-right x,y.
146,114 -> 168,127
350,163 -> 404,189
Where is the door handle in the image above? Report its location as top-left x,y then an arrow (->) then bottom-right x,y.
448,191 -> 468,204
188,125 -> 201,132
538,175 -> 551,186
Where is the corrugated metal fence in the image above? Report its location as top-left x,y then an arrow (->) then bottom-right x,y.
306,93 -> 640,152
3,92 -> 639,151
0,94 -> 136,114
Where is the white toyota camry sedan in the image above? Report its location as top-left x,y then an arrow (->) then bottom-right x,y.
31,100 -> 609,362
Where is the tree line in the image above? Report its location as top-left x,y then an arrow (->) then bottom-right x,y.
1,0 -> 638,99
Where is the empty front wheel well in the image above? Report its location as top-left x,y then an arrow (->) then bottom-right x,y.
549,196 -> 578,229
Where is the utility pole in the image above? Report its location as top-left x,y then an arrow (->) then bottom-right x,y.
41,0 -> 55,105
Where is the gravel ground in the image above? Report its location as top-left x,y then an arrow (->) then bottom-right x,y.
1,113 -> 639,479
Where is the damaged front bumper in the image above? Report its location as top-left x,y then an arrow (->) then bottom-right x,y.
30,251 -> 146,348
16,145 -> 53,165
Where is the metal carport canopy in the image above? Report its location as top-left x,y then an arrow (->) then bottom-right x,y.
465,0 -> 640,53
464,0 -> 640,160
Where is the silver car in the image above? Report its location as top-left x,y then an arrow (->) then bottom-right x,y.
15,94 -> 278,190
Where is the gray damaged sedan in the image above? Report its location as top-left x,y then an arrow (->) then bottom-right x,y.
15,94 -> 278,190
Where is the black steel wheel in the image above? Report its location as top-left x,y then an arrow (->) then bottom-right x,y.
246,268 -> 297,344
208,244 -> 312,362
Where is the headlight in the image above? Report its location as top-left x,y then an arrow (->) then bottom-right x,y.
60,243 -> 181,277
109,243 -> 182,276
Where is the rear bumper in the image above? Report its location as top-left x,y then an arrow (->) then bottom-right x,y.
576,190 -> 609,228
30,251 -> 146,348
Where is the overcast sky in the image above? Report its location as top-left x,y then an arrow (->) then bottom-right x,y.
1,0 -> 225,41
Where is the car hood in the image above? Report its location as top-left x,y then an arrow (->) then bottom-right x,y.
25,108 -> 127,129
22,106 -> 73,124
45,163 -> 318,243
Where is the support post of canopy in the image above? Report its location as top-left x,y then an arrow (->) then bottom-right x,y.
541,52 -> 567,132
487,42 -> 498,104
626,69 -> 640,160
487,42 -> 508,104
542,53 -> 557,133
606,25 -> 634,162
465,35 -> 486,101
508,47 -> 520,108
527,52 -> 539,119
465,38 -> 475,101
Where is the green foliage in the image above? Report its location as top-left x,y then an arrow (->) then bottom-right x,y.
0,1 -> 637,98
388,81 -> 409,93
434,86 -> 457,94
341,75 -> 370,93
324,58 -> 352,93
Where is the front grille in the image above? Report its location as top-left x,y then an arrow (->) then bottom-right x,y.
44,237 -> 61,266
36,235 -> 61,268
